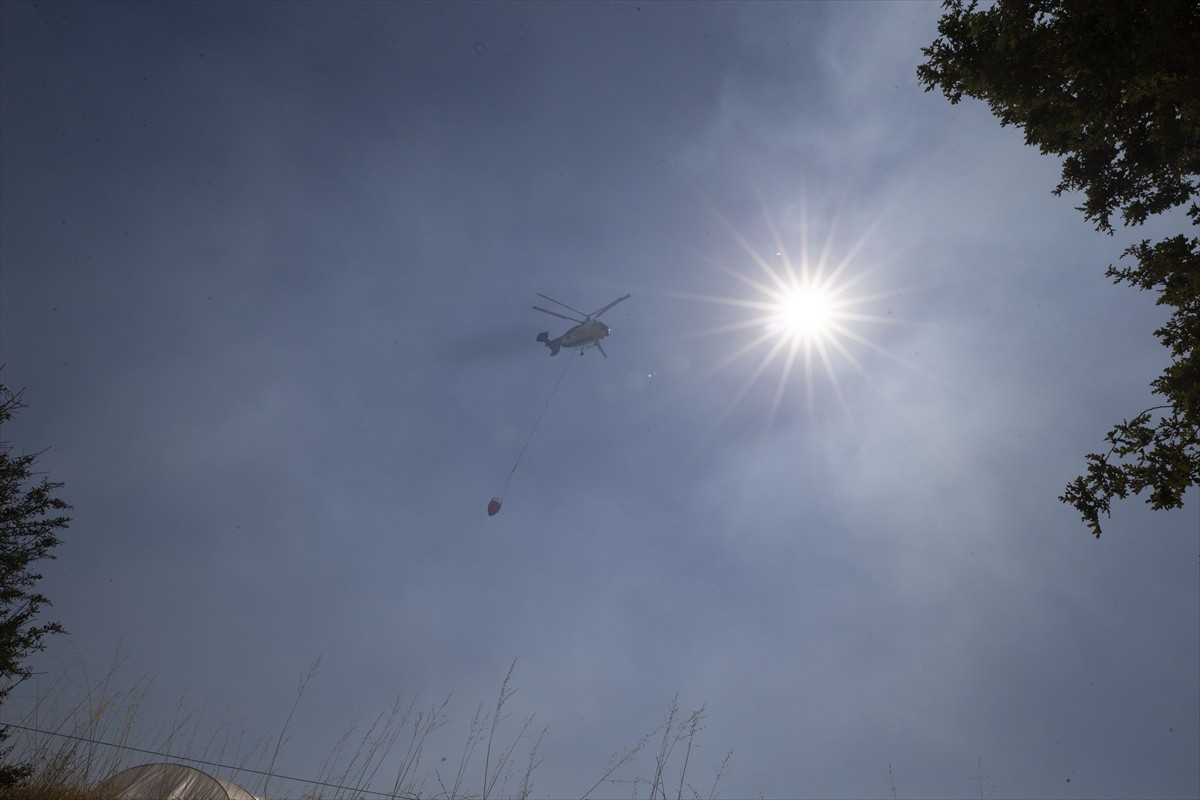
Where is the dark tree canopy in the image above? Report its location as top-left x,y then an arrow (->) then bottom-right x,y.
0,384 -> 71,785
918,0 -> 1200,537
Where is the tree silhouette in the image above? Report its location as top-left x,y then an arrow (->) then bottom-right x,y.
918,0 -> 1199,536
0,384 -> 72,785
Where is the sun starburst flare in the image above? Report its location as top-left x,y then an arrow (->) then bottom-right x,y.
683,198 -> 907,433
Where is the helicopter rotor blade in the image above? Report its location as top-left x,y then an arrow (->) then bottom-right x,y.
588,293 -> 631,320
533,305 -> 582,323
536,293 -> 590,319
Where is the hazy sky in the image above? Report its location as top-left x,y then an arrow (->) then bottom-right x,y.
1,2 -> 1196,798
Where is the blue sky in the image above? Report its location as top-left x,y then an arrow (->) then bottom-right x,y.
1,2 -> 1196,798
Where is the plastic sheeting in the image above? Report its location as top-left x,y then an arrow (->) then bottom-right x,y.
102,763 -> 264,800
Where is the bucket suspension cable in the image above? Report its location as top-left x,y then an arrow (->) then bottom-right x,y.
489,351 -> 577,515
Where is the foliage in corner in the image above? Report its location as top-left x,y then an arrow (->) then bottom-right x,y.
0,383 -> 72,785
917,0 -> 1200,536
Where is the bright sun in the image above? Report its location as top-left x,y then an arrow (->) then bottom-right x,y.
775,285 -> 834,337
683,200 -> 900,430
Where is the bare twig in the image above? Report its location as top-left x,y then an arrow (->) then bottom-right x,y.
263,653 -> 322,797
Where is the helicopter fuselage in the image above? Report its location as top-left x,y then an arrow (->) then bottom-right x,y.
537,321 -> 610,357
561,320 -> 611,349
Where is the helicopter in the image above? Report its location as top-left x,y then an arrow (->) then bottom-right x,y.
534,293 -> 631,357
